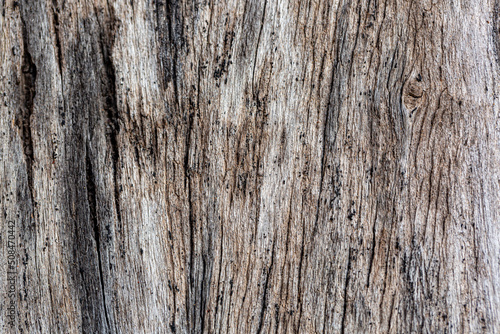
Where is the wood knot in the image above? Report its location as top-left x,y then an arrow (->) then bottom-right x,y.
403,75 -> 425,114
407,84 -> 423,98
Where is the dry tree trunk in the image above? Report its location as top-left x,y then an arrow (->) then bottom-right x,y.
1,0 -> 500,333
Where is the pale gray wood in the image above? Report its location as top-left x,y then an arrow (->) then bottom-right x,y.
1,0 -> 500,333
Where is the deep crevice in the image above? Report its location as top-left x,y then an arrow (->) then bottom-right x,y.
97,11 -> 122,227
51,0 -> 63,73
19,19 -> 37,205
86,146 -> 111,331
185,109 -> 196,331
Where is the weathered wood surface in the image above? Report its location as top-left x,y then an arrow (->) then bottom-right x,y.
1,0 -> 500,332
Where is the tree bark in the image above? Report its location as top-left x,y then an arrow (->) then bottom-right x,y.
1,0 -> 500,332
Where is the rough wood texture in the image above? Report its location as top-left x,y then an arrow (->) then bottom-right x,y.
1,0 -> 500,333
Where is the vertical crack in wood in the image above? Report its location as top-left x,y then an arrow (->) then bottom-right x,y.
167,2 -> 181,109
295,216 -> 306,332
18,18 -> 37,205
99,24 -> 122,228
89,8 -> 119,331
251,0 -> 267,93
340,247 -> 352,334
85,145 -> 111,332
277,190 -> 294,332
366,201 -> 379,288
257,237 -> 276,334
347,1 -> 363,81
50,0 -> 63,73
185,108 -> 195,330
199,253 -> 209,333
494,0 -> 500,65
310,80 -> 332,240
159,0 -> 183,106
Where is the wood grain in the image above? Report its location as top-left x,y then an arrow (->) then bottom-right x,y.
1,0 -> 499,332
